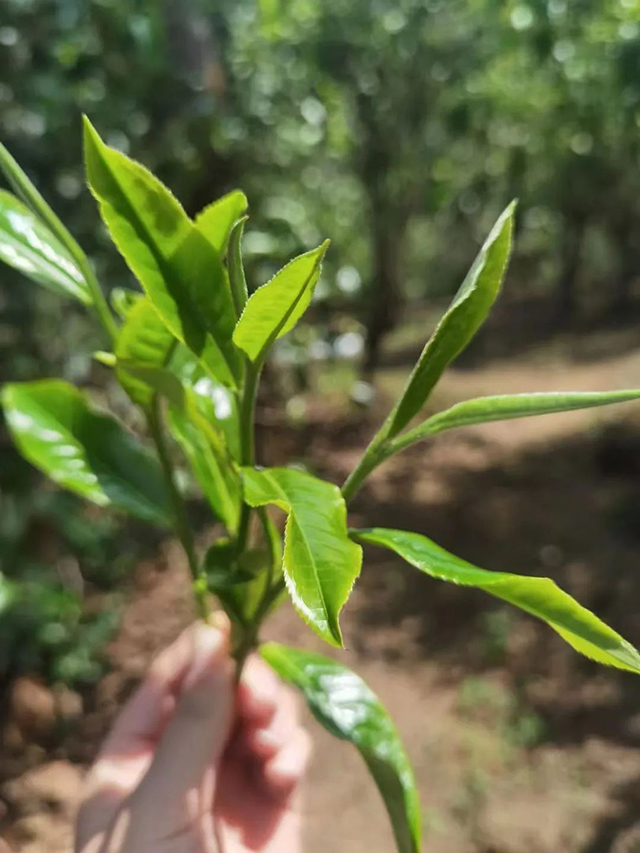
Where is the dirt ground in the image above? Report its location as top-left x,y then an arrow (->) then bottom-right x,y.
4,310 -> 640,853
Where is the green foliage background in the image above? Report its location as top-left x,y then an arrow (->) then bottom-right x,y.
3,0 -> 640,685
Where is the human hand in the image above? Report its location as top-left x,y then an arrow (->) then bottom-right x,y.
76,618 -> 311,853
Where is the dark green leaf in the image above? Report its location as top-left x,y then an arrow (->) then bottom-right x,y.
353,528 -> 640,674
390,389 -> 640,451
83,117 -> 240,386
0,190 -> 89,304
387,203 -> 516,438
2,380 -> 171,526
241,467 -> 362,645
233,241 -> 329,363
262,643 -> 421,853
195,190 -> 248,256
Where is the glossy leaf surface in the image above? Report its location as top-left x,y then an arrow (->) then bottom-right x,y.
195,190 -> 248,256
233,241 -> 329,363
117,361 -> 241,532
83,118 -> 240,386
387,203 -> 515,437
2,381 -> 171,525
242,467 -> 362,645
115,297 -> 175,407
262,643 -> 421,853
392,389 -> 640,450
354,528 -> 640,674
0,190 -> 89,303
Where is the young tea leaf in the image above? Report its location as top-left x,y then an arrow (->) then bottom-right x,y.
228,216 -> 249,316
353,528 -> 640,674
83,117 -> 240,386
195,190 -> 248,257
261,643 -> 421,853
116,360 -> 241,533
389,389 -> 640,451
241,467 -> 362,645
387,202 -> 516,438
233,241 -> 329,363
0,190 -> 90,304
115,297 -> 175,408
110,287 -> 142,319
2,380 -> 171,526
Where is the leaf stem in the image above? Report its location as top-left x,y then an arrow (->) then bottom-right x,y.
341,437 -> 389,502
147,397 -> 209,621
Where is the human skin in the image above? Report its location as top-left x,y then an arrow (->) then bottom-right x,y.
76,617 -> 311,853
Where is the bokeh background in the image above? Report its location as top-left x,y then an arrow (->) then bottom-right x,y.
3,1 -> 640,851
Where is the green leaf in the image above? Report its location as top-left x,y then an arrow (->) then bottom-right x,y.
0,190 -> 89,304
195,190 -> 248,257
2,380 -> 171,526
168,396 -> 241,533
171,348 -> 242,461
391,389 -> 640,451
116,360 -> 241,532
228,216 -> 249,316
241,467 -> 362,645
110,287 -> 142,319
83,117 -> 240,386
262,643 -> 421,853
115,297 -> 176,407
353,528 -> 640,674
0,141 -> 84,265
387,202 -> 516,438
233,241 -> 329,363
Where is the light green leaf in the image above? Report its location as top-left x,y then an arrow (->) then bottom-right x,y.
0,141 -> 84,266
0,190 -> 89,304
116,360 -> 241,533
110,287 -> 142,319
262,643 -> 421,853
83,117 -> 240,386
228,216 -> 248,316
115,297 -> 175,408
233,241 -> 329,363
2,380 -> 171,526
171,348 -> 242,460
241,467 -> 362,645
168,396 -> 241,533
387,202 -> 515,438
195,190 -> 248,257
353,528 -> 640,674
390,389 -> 640,451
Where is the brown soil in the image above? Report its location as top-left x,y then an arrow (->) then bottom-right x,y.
4,324 -> 640,853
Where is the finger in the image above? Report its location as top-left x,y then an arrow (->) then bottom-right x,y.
246,687 -> 300,760
129,621 -> 234,832
261,726 -> 313,799
76,618 -> 229,852
237,654 -> 282,726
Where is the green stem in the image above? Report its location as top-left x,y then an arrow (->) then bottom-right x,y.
76,254 -> 119,344
341,438 -> 389,502
147,398 -> 209,621
236,359 -> 261,551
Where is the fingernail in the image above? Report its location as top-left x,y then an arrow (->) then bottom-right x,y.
184,624 -> 226,688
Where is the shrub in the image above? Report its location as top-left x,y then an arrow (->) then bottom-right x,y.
2,120 -> 640,851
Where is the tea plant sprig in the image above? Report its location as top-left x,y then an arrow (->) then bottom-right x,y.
3,120 -> 640,852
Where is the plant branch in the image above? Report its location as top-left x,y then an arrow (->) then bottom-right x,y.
147,397 -> 209,621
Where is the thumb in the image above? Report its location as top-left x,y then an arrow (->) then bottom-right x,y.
131,620 -> 235,830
